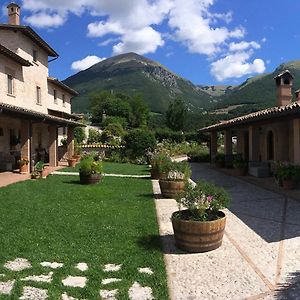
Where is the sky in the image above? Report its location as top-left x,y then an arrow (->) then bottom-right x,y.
2,0 -> 300,86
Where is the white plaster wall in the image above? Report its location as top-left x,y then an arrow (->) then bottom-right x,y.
0,29 -> 72,115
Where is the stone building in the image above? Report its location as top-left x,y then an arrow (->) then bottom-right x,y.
201,69 -> 300,170
0,3 -> 81,173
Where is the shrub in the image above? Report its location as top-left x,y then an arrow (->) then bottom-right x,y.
87,128 -> 101,144
124,129 -> 156,159
232,157 -> 248,169
74,126 -> 86,144
160,161 -> 191,181
79,154 -> 103,175
276,164 -> 300,181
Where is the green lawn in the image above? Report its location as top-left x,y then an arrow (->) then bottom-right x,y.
62,161 -> 150,176
0,165 -> 168,299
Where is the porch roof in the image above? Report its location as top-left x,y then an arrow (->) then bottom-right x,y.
0,103 -> 84,126
200,102 -> 300,132
0,44 -> 32,66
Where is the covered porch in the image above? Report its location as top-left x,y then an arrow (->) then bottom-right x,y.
0,103 -> 81,174
203,103 -> 300,174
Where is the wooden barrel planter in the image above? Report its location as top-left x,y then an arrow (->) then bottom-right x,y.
235,167 -> 248,176
79,173 -> 102,184
159,179 -> 185,198
171,210 -> 226,253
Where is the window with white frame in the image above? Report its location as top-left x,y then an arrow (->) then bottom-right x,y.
36,86 -> 41,105
7,74 -> 14,95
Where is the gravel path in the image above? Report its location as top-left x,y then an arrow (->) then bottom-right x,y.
153,163 -> 300,300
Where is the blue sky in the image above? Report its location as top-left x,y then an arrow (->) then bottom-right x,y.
2,0 -> 300,85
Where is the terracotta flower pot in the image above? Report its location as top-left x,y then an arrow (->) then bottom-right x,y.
79,173 -> 102,184
282,179 -> 296,190
73,155 -> 81,162
68,158 -> 77,167
159,179 -> 186,198
172,210 -> 226,253
19,164 -> 28,174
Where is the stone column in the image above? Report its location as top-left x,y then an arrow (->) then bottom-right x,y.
20,120 -> 30,173
224,129 -> 232,156
293,119 -> 300,164
48,125 -> 57,167
249,125 -> 260,161
67,126 -> 74,158
210,131 -> 217,162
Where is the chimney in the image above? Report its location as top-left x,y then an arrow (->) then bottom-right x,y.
296,90 -> 300,102
7,3 -> 20,26
274,70 -> 294,106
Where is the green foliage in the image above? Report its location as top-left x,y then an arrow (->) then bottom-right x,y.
215,153 -> 225,162
90,91 -> 149,128
74,141 -> 82,155
166,98 -> 187,131
61,137 -> 67,146
102,116 -> 128,128
233,157 -> 248,169
74,126 -> 86,144
34,161 -> 45,171
79,154 -> 103,175
124,129 -> 156,159
105,123 -> 125,137
175,181 -> 230,221
276,164 -> 300,181
87,128 -> 101,144
150,152 -> 172,172
159,161 -> 191,181
155,128 -> 185,143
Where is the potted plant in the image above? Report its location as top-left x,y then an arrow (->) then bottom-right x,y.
233,157 -> 248,176
150,152 -> 172,179
34,161 -> 46,178
17,158 -> 29,174
276,164 -> 300,190
79,153 -> 103,184
73,141 -> 82,162
214,153 -> 225,168
159,161 -> 191,198
172,181 -> 230,253
67,156 -> 77,167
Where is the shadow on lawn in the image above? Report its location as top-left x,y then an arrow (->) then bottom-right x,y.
137,234 -> 186,255
275,271 -> 300,299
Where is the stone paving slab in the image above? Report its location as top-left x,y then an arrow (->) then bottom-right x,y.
154,163 -> 300,300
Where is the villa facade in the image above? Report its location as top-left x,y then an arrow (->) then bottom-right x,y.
201,70 -> 300,169
0,3 -> 80,173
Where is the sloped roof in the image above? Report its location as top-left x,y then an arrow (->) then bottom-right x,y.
200,102 -> 300,132
0,44 -> 32,66
0,103 -> 84,126
0,24 -> 58,57
47,77 -> 78,96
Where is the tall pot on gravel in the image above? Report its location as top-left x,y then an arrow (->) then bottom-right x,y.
79,153 -> 103,184
172,181 -> 230,253
158,161 -> 191,198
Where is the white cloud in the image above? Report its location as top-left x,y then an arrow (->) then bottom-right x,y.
21,0 -> 265,81
210,51 -> 265,81
24,12 -> 65,28
71,55 -> 106,71
229,41 -> 260,52
112,27 -> 164,55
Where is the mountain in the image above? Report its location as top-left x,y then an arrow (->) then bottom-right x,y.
64,52 -> 214,113
214,61 -> 300,111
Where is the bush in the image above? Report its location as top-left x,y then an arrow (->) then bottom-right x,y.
79,153 -> 103,175
87,128 -> 101,144
74,126 -> 86,144
124,129 -> 156,159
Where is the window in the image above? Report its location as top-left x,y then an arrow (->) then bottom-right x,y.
62,94 -> 66,107
36,86 -> 41,105
54,89 -> 57,104
33,49 -> 38,62
7,74 -> 13,95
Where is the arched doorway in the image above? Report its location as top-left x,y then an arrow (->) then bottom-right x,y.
267,131 -> 274,160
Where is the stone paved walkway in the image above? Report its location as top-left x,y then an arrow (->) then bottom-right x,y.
153,163 -> 300,300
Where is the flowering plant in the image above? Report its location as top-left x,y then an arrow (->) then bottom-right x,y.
17,158 -> 29,166
175,181 -> 230,221
79,153 -> 103,175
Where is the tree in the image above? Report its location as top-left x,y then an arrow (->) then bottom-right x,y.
128,94 -> 149,128
74,126 -> 86,144
87,128 -> 101,144
166,98 -> 187,131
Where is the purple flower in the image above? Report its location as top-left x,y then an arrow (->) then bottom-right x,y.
207,195 -> 213,202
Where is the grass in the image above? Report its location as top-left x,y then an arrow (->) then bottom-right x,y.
62,161 -> 150,176
0,164 -> 168,299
